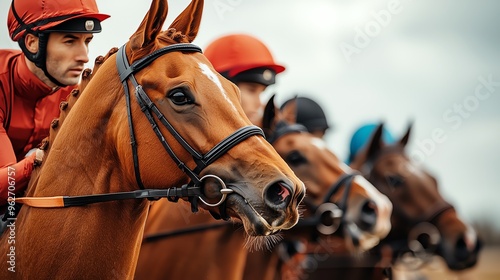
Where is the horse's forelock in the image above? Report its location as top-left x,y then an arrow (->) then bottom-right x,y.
162,28 -> 190,43
128,28 -> 190,63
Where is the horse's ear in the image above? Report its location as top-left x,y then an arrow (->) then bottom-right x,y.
168,0 -> 204,42
262,95 -> 277,137
129,0 -> 169,50
366,123 -> 385,160
280,96 -> 298,124
400,121 -> 413,147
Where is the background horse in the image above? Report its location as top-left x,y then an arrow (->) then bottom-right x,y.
291,123 -> 482,279
135,96 -> 392,280
243,97 -> 393,280
0,0 -> 305,278
353,123 -> 482,271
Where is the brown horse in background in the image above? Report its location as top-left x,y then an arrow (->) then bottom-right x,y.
288,123 -> 482,279
352,123 -> 482,271
0,0 -> 306,278
135,96 -> 392,280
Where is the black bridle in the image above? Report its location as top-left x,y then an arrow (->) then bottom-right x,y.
296,173 -> 357,236
115,43 -> 266,213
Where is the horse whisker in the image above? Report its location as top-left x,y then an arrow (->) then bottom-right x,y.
244,234 -> 283,252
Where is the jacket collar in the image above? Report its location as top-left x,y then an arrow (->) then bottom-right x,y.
14,54 -> 61,99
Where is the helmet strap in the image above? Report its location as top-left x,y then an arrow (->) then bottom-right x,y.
18,32 -> 66,88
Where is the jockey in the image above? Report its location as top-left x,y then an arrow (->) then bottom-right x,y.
0,0 -> 109,206
280,96 -> 331,139
347,123 -> 395,164
204,34 -> 285,125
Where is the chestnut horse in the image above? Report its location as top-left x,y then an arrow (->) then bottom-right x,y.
134,97 -> 392,280
0,0 -> 305,279
288,123 -> 482,279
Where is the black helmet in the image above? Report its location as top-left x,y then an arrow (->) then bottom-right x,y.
281,96 -> 330,133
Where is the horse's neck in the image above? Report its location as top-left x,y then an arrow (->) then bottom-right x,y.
29,80 -> 120,195
8,62 -> 152,279
27,53 -> 109,195
25,87 -> 81,195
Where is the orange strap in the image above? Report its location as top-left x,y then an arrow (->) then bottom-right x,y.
15,196 -> 65,208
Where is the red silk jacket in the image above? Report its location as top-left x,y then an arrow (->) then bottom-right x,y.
0,50 -> 72,205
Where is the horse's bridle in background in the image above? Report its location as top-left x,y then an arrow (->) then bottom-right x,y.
296,173 -> 357,237
269,121 -> 359,238
15,43 -> 265,212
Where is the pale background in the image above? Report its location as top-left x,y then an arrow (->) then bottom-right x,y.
1,0 -> 499,231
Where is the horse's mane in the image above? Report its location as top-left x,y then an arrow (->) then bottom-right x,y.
30,48 -> 119,181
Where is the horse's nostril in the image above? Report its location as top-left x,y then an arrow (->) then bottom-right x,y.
416,233 -> 432,250
358,200 -> 377,231
455,236 -> 471,262
264,182 -> 292,210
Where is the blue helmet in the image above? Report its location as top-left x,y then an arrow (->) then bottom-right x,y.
347,123 -> 395,164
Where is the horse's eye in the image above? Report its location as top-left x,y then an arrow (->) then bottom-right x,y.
386,175 -> 405,188
285,150 -> 308,167
168,89 -> 192,105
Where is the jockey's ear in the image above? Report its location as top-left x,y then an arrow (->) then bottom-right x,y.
129,0 -> 168,51
24,33 -> 40,53
169,0 -> 203,43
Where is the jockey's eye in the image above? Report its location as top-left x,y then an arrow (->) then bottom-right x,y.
168,89 -> 193,105
285,150 -> 308,167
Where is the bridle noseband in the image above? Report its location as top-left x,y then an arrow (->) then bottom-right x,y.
15,43 -> 265,211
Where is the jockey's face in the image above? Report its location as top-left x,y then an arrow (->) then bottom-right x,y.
310,129 -> 327,139
45,32 -> 93,86
237,82 -> 267,125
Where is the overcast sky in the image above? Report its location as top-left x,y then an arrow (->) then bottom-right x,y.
1,0 -> 499,229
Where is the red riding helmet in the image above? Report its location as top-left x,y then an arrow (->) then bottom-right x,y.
204,34 -> 285,86
8,0 -> 110,41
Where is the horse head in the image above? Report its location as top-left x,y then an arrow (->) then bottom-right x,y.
262,96 -> 392,251
350,123 -> 482,270
94,0 -> 305,236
